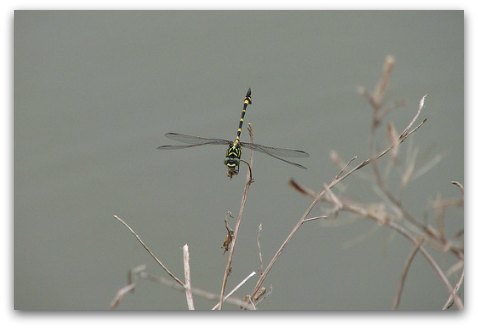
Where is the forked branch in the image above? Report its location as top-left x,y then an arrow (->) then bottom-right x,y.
250,95 -> 428,303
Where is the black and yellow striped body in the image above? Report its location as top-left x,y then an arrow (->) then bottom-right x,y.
224,88 -> 252,177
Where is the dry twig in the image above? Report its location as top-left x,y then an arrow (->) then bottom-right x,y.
391,238 -> 424,309
218,124 -> 255,310
442,268 -> 464,310
257,223 -> 264,274
113,214 -> 184,286
212,271 -> 256,310
183,244 -> 195,310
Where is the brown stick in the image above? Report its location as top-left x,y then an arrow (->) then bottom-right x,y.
113,214 -> 184,286
218,124 -> 255,310
391,239 -> 424,309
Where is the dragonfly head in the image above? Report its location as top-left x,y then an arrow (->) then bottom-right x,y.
225,143 -> 242,178
225,158 -> 240,178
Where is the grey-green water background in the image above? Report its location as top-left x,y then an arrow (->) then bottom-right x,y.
14,11 -> 463,310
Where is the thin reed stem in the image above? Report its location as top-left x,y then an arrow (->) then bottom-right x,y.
113,214 -> 184,286
218,124 -> 255,310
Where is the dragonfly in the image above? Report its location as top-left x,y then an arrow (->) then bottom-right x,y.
157,88 -> 309,178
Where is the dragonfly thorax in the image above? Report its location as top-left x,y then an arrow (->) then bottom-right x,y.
224,143 -> 242,177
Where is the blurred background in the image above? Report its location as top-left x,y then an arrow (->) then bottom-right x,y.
14,11 -> 463,310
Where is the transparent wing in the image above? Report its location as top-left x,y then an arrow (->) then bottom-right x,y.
241,142 -> 310,158
241,143 -> 308,169
157,133 -> 231,150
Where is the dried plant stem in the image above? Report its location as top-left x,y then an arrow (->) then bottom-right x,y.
373,94 -> 461,254
442,268 -> 464,310
113,217 -> 257,310
303,216 -> 328,223
368,85 -> 430,234
401,95 -> 427,139
388,220 -> 463,310
335,155 -> 357,180
360,55 -> 396,127
251,189 -> 321,300
110,282 -> 137,309
212,271 -> 256,310
142,271 -> 256,310
391,238 -> 424,310
370,161 -> 462,258
372,55 -> 395,107
367,98 -> 463,260
113,214 -> 184,286
257,224 -> 264,274
374,173 -> 425,229
183,244 -> 195,310
251,100 -> 427,301
338,200 -> 463,309
218,124 -> 255,310
110,265 -> 147,309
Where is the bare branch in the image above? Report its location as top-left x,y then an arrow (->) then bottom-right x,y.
324,183 -> 343,211
372,55 -> 395,107
111,265 -> 146,309
212,271 -> 256,310
443,268 -> 465,310
303,216 -> 328,223
391,238 -> 424,310
342,200 -> 463,310
335,155 -> 358,180
218,123 -> 255,310
417,244 -> 463,310
142,272 -> 255,310
400,95 -> 427,139
183,244 -> 195,310
110,282 -> 136,310
250,188 -> 323,301
257,224 -> 264,274
113,214 -> 184,286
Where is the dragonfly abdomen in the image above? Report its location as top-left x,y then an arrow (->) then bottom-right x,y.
235,88 -> 252,142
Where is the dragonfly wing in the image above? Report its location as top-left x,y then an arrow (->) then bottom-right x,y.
158,133 -> 231,149
242,143 -> 307,169
163,133 -> 230,145
157,143 -> 217,150
241,142 -> 310,158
